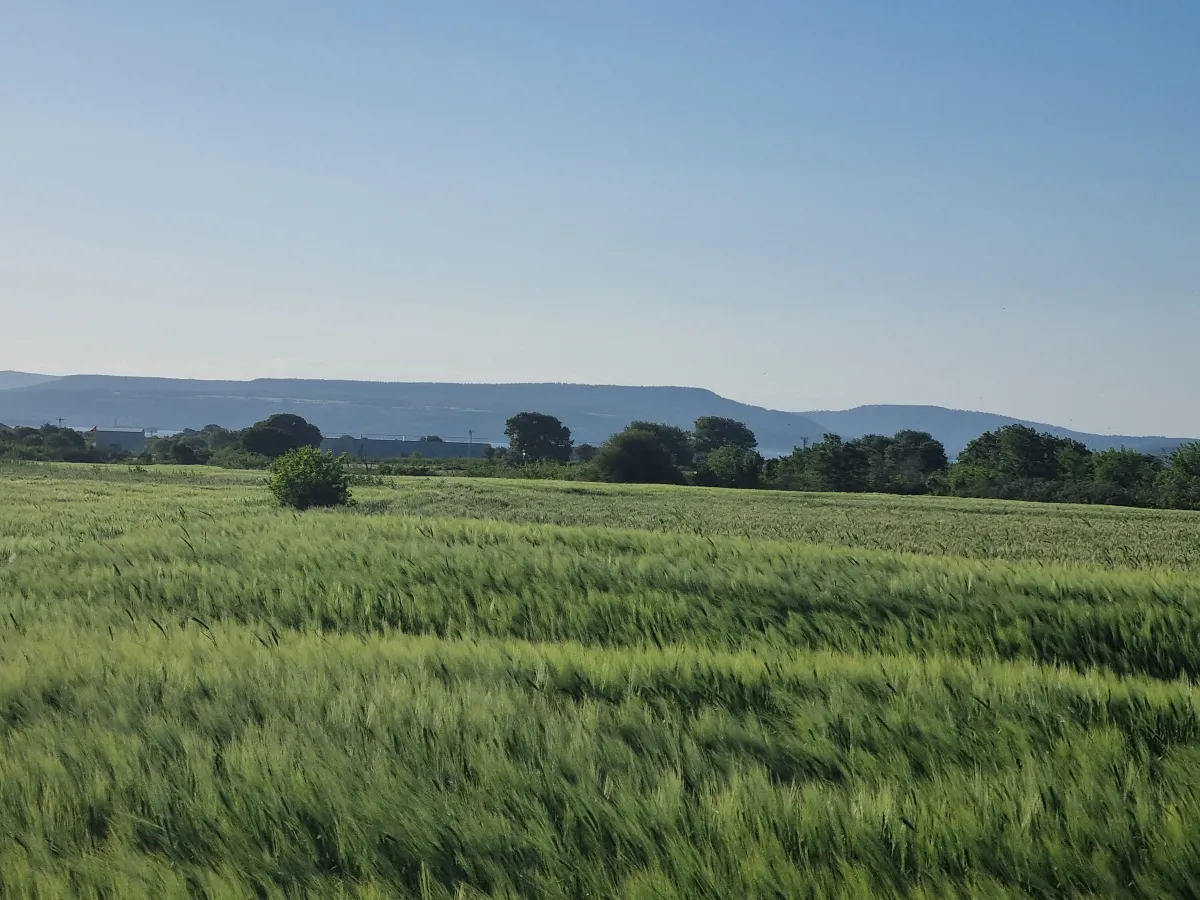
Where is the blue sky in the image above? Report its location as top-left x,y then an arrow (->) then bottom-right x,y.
2,2 -> 1197,435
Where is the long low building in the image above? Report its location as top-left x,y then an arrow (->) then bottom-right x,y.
321,436 -> 492,460
80,426 -> 148,454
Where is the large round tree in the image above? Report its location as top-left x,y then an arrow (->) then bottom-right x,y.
592,429 -> 685,484
504,412 -> 572,463
240,414 -> 324,459
693,416 -> 757,455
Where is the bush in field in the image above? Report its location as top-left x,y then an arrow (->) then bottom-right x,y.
267,447 -> 353,510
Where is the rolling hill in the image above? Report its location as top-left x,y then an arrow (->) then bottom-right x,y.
0,374 -> 1191,457
0,371 -> 59,392
0,376 -> 823,452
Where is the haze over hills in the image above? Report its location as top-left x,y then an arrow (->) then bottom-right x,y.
0,376 -> 823,454
0,374 -> 1192,457
0,371 -> 59,392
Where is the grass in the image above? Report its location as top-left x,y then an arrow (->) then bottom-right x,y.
10,461 -> 1200,569
2,463 -> 1200,897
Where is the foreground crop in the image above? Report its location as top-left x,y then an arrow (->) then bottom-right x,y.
1,466 -> 1198,898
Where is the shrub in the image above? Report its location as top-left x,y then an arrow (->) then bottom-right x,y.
267,447 -> 353,510
210,447 -> 272,470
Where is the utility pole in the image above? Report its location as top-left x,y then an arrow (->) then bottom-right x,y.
56,417 -> 64,427
468,429 -> 474,458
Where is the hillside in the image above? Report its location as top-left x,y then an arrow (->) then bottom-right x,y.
0,376 -> 825,451
0,371 -> 59,391
0,375 -> 1191,456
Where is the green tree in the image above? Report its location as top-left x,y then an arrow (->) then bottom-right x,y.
0,425 -> 111,463
627,421 -> 694,468
574,443 -> 598,463
201,424 -> 239,450
695,445 -> 762,489
42,426 -> 87,452
848,430 -> 950,494
504,412 -> 572,463
693,417 -> 757,455
958,424 -> 1088,482
887,430 -> 948,475
267,447 -> 353,510
241,414 -> 323,459
767,434 -> 868,493
1091,448 -> 1161,491
1168,442 -> 1200,478
592,430 -> 685,484
169,442 -> 202,465
1055,441 -> 1094,481
1158,442 -> 1200,508
996,425 -> 1059,480
848,434 -> 895,491
166,433 -> 214,464
809,434 -> 870,492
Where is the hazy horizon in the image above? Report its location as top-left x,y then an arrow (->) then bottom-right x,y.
3,3 -> 1197,436
3,368 -> 1194,439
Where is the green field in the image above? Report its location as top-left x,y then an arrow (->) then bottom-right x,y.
3,464 -> 1200,898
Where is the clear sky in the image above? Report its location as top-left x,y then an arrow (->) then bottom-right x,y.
2,2 -> 1197,435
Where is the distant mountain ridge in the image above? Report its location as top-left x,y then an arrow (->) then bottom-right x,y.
0,371 -> 59,391
0,376 -> 825,453
0,374 -> 1191,457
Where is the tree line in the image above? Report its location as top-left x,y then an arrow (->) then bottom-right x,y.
153,415 -> 324,466
0,415 -> 323,467
4,411 -> 1197,511
0,424 -> 115,463
501,411 -> 1200,511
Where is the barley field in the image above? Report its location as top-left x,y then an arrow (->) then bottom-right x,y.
2,463 -> 1200,897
